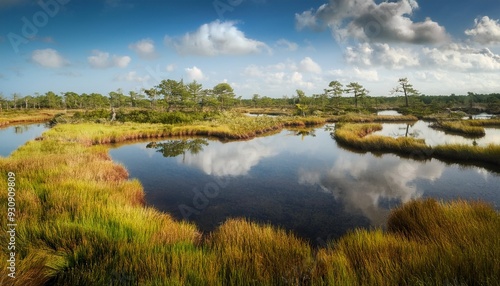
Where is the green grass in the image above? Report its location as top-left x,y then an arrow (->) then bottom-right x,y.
0,113 -> 498,285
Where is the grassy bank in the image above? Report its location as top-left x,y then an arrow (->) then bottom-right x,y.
0,115 -> 498,285
334,123 -> 500,168
430,119 -> 500,137
432,121 -> 486,137
0,110 -> 62,127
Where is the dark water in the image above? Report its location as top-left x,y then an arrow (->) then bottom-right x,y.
0,124 -> 48,157
109,125 -> 500,245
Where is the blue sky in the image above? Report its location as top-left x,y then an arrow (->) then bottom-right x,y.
1,0 -> 500,98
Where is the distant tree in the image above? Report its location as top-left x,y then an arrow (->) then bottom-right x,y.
186,80 -> 203,110
63,92 -> 80,109
0,93 -> 5,112
345,82 -> 368,108
213,83 -> 236,110
200,88 -> 218,111
252,94 -> 260,108
128,90 -> 144,107
325,80 -> 344,107
392,78 -> 419,107
144,88 -> 159,109
157,79 -> 185,111
12,93 -> 21,109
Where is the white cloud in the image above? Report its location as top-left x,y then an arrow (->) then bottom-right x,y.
88,50 -> 131,69
129,38 -> 158,59
31,49 -> 68,68
115,71 -> 150,83
422,44 -> 500,71
182,140 -> 276,177
295,0 -> 448,44
298,154 -> 445,225
346,43 -> 420,69
166,64 -> 176,72
185,66 -> 206,81
275,39 -> 299,51
299,57 -> 322,74
165,20 -> 270,56
353,67 -> 379,82
465,16 -> 500,45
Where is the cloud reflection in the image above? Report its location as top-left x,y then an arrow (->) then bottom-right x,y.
299,154 -> 445,226
181,139 -> 277,177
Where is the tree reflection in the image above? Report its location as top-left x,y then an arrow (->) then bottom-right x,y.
289,128 -> 316,140
14,125 -> 30,134
146,139 -> 209,159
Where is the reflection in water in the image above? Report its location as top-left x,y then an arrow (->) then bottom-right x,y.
0,124 -> 48,157
299,154 -> 445,226
110,127 -> 500,244
181,138 -> 277,177
147,139 -> 209,159
377,110 -> 402,116
372,121 -> 500,147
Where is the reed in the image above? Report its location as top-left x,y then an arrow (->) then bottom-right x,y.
208,218 -> 313,285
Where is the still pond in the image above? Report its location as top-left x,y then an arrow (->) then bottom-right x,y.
109,122 -> 500,244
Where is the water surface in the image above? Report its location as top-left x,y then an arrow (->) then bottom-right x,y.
110,126 -> 500,244
377,110 -> 402,116
371,121 -> 500,146
0,124 -> 48,157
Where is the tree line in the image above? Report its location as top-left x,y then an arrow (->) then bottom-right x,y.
0,80 -> 239,112
1,78 -> 499,114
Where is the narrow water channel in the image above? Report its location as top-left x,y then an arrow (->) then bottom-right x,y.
0,123 -> 48,157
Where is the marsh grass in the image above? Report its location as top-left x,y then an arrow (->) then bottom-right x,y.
0,110 -> 62,127
208,219 -> 313,285
0,113 -> 498,285
336,113 -> 418,123
433,121 -> 486,137
334,123 -> 500,167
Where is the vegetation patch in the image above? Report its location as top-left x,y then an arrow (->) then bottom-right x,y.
334,123 -> 500,168
0,110 -> 61,127
432,121 -> 486,137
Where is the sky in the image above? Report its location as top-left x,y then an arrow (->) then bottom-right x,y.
1,0 -> 500,99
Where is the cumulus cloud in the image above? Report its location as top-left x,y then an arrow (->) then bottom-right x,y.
465,16 -> 500,45
295,0 -> 448,44
275,39 -> 299,51
299,57 -> 322,74
31,49 -> 68,68
422,44 -> 500,71
298,154 -> 444,225
166,64 -> 176,72
129,38 -> 158,59
115,71 -> 150,83
345,43 -> 420,69
88,50 -> 131,69
182,140 -> 276,177
185,66 -> 206,81
165,20 -> 270,56
243,59 -> 320,90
